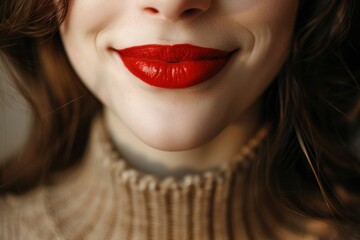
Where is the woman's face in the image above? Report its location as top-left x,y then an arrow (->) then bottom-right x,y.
60,0 -> 298,151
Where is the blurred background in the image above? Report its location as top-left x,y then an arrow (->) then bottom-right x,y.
0,69 -> 32,162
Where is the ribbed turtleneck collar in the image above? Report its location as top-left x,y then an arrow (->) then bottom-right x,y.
1,116 -> 344,239
43,116 -> 268,240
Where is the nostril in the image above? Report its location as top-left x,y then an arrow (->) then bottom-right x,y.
144,7 -> 159,14
181,8 -> 200,18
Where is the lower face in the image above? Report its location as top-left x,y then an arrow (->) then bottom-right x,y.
60,0 -> 299,151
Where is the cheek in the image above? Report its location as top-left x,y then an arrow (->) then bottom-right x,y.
226,0 -> 298,39
223,0 -> 298,18
59,0 -> 121,102
243,0 -> 298,69
227,0 -> 298,117
61,0 -> 123,34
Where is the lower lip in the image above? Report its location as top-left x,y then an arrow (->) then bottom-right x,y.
117,47 -> 235,89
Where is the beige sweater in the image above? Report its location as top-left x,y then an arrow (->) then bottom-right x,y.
0,118 -> 343,240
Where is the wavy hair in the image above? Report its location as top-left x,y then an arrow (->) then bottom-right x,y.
1,0 -> 359,239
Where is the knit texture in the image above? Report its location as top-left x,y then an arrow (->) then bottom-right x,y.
0,117 -> 343,240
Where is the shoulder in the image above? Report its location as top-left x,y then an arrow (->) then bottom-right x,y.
0,186 -> 63,240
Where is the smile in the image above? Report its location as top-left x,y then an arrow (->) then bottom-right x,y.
116,44 -> 236,89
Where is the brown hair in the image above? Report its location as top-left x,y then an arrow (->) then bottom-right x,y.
0,0 -> 101,190
244,1 -> 360,238
1,0 -> 359,238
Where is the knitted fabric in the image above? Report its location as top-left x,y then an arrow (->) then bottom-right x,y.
0,117 -> 341,240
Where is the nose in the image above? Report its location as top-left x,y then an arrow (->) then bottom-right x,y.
137,0 -> 212,21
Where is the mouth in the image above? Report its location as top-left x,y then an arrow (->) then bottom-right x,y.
116,44 -> 237,89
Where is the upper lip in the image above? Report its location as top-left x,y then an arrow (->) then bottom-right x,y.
116,44 -> 235,62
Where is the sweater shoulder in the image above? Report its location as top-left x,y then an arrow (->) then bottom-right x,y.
0,186 -> 63,240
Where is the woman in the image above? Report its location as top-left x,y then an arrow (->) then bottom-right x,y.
0,0 -> 359,239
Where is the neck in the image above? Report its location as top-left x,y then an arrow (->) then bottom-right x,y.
103,100 -> 263,178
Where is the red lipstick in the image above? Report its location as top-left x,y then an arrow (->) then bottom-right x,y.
117,44 -> 234,89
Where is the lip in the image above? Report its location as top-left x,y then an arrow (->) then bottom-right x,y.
116,44 -> 236,89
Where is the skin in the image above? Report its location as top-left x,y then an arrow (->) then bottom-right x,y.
60,0 -> 299,176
